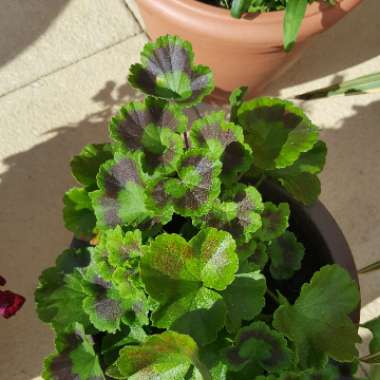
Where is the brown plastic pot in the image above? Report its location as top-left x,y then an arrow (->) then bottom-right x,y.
136,0 -> 363,104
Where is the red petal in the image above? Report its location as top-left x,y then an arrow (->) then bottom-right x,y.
0,290 -> 25,319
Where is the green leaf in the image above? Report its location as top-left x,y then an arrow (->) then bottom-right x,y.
110,97 -> 187,174
172,148 -> 222,218
238,240 -> 269,271
238,97 -> 319,170
224,321 -> 293,373
258,202 -> 290,241
229,86 -> 248,123
363,316 -> 380,354
63,187 -> 96,240
82,262 -> 149,333
110,331 -> 211,380
90,152 -> 152,229
273,264 -> 361,368
71,143 -> 113,188
92,226 -> 143,279
196,185 -> 263,243
222,271 -> 266,332
128,35 -> 214,107
140,228 -> 239,345
268,141 -> 327,205
231,0 -> 251,18
256,365 -> 340,380
296,71 -> 380,100
283,0 -> 308,52
268,231 -> 305,280
35,248 -> 91,333
42,323 -> 105,380
190,111 -> 252,184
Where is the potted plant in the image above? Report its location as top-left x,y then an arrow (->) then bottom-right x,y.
135,0 -> 363,103
35,35 -> 379,379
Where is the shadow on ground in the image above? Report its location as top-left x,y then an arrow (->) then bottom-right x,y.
266,0 -> 379,94
0,80 -> 137,380
0,0 -> 68,69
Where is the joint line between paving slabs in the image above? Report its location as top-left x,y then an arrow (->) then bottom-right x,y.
120,0 -> 145,32
0,32 -> 145,100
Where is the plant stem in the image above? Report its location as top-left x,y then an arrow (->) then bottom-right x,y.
184,132 -> 190,150
255,174 -> 266,189
267,288 -> 280,305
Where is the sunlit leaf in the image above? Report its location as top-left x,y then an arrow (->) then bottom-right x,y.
42,323 -> 105,380
140,228 -> 238,345
129,35 -> 214,107
283,0 -> 308,52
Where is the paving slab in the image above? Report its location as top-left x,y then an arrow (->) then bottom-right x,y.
0,0 -> 141,97
0,33 -> 147,380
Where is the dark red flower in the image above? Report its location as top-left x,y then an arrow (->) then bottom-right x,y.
0,276 -> 25,319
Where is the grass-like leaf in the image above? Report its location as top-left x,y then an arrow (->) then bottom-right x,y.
283,0 -> 308,52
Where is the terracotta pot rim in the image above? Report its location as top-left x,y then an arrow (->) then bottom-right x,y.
167,0 -> 363,23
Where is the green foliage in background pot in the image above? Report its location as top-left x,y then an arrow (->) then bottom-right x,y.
35,35 -> 379,380
201,0 -> 336,51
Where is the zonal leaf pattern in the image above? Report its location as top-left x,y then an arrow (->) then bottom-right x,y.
238,97 -> 319,170
70,143 -> 113,188
224,321 -> 293,373
128,35 -> 214,107
173,149 -> 222,217
43,323 -> 105,380
222,271 -> 266,333
258,202 -> 290,242
190,111 -> 252,184
273,265 -> 361,369
35,249 -> 91,333
110,97 -> 187,174
90,152 -> 152,229
63,187 -> 96,240
82,261 -> 149,334
109,331 -> 210,380
196,185 -> 263,243
93,226 -> 142,280
238,240 -> 269,271
268,231 -> 305,280
140,228 -> 238,345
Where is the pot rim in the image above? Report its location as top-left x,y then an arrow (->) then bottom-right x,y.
174,0 -> 362,23
137,0 -> 363,45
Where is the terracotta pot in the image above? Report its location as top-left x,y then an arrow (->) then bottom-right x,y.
136,0 -> 363,104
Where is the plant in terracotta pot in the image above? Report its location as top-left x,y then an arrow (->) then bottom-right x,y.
35,35 -> 379,379
135,0 -> 363,103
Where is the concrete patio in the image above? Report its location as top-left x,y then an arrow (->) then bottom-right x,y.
0,0 -> 379,378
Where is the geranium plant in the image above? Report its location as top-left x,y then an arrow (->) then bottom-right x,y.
201,0 -> 337,51
35,35 -> 379,379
